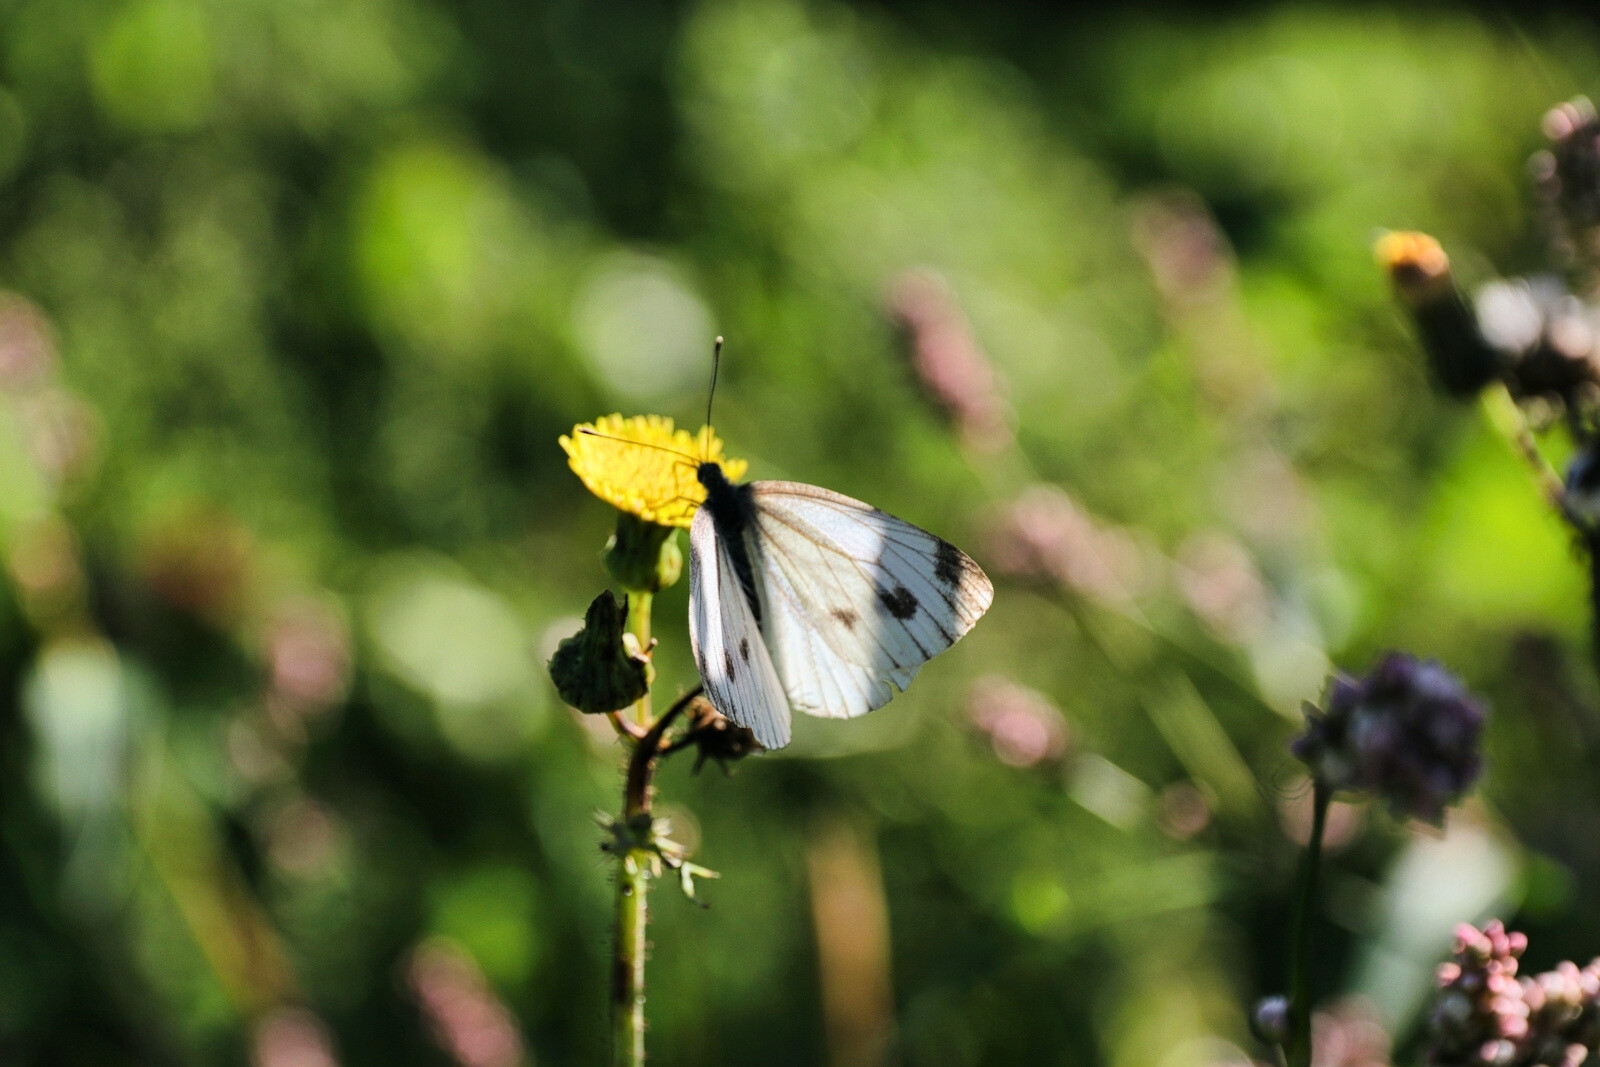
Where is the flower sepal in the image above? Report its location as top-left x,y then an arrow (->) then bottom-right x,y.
604,512 -> 683,594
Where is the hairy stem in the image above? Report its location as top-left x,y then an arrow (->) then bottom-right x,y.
1481,384 -> 1570,518
1285,781 -> 1330,1067
612,848 -> 648,1067
612,590 -> 653,1067
610,680 -> 700,1067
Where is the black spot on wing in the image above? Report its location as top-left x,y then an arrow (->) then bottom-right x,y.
723,649 -> 737,679
739,637 -> 750,662
935,538 -> 965,587
878,585 -> 919,620
831,608 -> 859,631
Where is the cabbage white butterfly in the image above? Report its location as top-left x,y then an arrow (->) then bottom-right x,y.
685,341 -> 994,749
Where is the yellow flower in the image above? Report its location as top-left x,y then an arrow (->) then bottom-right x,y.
560,414 -> 748,528
1374,231 -> 1451,304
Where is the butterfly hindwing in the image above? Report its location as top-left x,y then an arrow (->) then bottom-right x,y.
688,506 -> 792,749
747,480 -> 993,720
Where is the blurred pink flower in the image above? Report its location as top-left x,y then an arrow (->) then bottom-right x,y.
987,485 -> 1156,604
1176,532 -> 1272,644
21,388 -> 100,486
268,599 -> 351,712
0,294 -> 56,391
1312,997 -> 1392,1067
1278,779 -> 1363,850
1130,190 -> 1235,307
409,939 -> 527,1067
966,675 -> 1070,768
253,1007 -> 340,1067
1156,781 -> 1212,840
887,269 -> 1011,453
262,795 -> 342,877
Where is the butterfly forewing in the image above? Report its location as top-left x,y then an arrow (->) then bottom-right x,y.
747,481 -> 993,720
688,506 -> 792,749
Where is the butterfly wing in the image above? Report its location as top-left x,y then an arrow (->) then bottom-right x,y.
688,505 -> 792,749
747,480 -> 993,721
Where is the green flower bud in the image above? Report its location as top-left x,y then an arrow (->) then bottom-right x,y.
548,590 -> 653,713
603,512 -> 682,593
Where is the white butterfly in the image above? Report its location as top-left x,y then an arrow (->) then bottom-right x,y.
688,460 -> 994,750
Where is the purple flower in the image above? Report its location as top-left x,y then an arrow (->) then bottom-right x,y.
1292,653 -> 1486,823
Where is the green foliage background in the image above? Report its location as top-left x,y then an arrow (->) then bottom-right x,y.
0,0 -> 1597,1063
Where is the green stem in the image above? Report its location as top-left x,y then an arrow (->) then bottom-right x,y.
1285,782 -> 1330,1067
612,589 -> 653,1067
1480,384 -> 1570,519
627,591 -> 653,732
612,847 -> 649,1067
608,603 -> 710,1067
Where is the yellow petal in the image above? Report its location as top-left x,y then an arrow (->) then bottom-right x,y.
562,414 -> 747,528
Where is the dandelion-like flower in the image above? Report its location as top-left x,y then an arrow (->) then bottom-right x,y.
1292,652 -> 1486,824
1375,232 -> 1503,399
560,414 -> 747,529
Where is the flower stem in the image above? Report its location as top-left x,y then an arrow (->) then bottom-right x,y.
1285,781 -> 1330,1067
612,847 -> 649,1067
609,679 -> 701,1067
626,591 -> 653,731
1481,384 -> 1570,518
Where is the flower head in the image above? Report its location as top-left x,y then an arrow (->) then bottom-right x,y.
1426,920 -> 1600,1067
560,414 -> 747,529
1375,232 -> 1503,399
1292,652 -> 1485,824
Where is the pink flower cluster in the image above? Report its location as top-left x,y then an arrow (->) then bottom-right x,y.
1428,921 -> 1600,1066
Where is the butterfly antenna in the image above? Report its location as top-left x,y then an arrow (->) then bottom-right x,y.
702,336 -> 723,462
577,428 -> 699,471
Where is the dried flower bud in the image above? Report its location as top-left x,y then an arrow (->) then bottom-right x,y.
684,695 -> 762,773
548,590 -> 652,714
1376,232 -> 1504,398
1292,652 -> 1485,824
603,511 -> 683,594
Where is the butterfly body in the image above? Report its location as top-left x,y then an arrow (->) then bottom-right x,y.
696,461 -> 764,625
688,460 -> 993,750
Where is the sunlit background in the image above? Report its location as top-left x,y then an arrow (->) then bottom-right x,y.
1,1 -> 1597,1063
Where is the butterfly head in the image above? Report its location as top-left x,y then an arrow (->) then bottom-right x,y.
696,459 -> 735,494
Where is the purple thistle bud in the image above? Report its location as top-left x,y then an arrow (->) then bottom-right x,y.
1291,653 -> 1486,824
1251,994 -> 1291,1046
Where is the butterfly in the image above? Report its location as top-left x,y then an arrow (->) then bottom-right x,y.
684,355 -> 993,750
